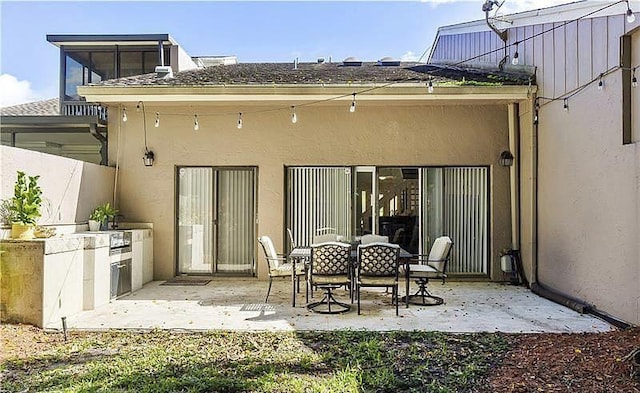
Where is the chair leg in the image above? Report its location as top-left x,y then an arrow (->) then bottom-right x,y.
265,277 -> 273,303
395,285 -> 399,316
357,284 -> 361,315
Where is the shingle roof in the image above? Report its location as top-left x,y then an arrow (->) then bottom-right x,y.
0,98 -> 60,116
93,62 -> 533,87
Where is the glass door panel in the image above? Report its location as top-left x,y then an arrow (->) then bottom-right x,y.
377,167 -> 419,254
354,166 -> 376,236
215,169 -> 255,274
177,167 -> 214,274
287,167 -> 351,247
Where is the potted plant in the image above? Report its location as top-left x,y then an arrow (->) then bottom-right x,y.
9,171 -> 43,240
89,202 -> 118,231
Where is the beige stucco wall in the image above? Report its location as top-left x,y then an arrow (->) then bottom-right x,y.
537,70 -> 640,325
1,146 -> 115,225
108,101 -> 514,281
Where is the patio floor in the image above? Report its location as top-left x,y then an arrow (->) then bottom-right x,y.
65,278 -> 612,333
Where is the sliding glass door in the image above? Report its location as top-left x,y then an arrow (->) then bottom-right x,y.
287,165 -> 488,275
177,167 -> 256,275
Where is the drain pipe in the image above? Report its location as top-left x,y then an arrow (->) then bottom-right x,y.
507,103 -> 527,286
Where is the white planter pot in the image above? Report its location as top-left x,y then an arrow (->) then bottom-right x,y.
88,220 -> 101,231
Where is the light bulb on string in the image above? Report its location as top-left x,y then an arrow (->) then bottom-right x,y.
627,2 -> 636,24
349,94 -> 356,113
136,101 -> 142,112
427,80 -> 434,94
122,107 -> 127,122
193,114 -> 199,131
632,68 -> 638,88
597,74 -> 604,91
563,98 -> 569,111
511,43 -> 519,66
291,106 -> 297,123
154,112 -> 160,128
237,112 -> 243,129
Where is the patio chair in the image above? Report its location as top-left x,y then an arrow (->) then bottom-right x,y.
401,236 -> 453,306
286,228 -> 296,250
307,242 -> 352,314
312,233 -> 340,243
258,235 -> 305,303
356,242 -> 401,315
360,234 -> 389,245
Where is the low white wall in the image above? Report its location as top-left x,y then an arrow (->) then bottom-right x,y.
1,146 -> 115,226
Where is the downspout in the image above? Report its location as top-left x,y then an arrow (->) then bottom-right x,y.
507,104 -> 527,285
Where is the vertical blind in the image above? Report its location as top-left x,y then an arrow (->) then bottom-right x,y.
177,167 -> 213,274
216,169 -> 255,273
443,167 -> 488,274
287,167 -> 352,247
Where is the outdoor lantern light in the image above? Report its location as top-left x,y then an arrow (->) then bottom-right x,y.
143,149 -> 155,167
499,150 -> 514,167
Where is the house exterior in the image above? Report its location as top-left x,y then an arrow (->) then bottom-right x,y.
77,59 -> 534,291
428,1 -> 639,325
1,34 -> 220,165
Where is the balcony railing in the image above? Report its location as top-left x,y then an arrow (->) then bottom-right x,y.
62,102 -> 108,122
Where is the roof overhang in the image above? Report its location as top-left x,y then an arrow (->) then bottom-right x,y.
46,34 -> 175,48
0,115 -> 107,132
78,84 -> 535,106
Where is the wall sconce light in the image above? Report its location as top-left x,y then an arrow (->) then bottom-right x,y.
499,150 -> 514,167
143,149 -> 155,167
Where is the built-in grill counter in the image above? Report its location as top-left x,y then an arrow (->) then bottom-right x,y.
0,226 -> 153,328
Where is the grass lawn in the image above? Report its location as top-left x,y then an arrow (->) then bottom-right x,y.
1,327 -> 509,392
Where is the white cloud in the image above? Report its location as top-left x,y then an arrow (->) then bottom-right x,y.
0,74 -> 48,107
401,51 -> 420,62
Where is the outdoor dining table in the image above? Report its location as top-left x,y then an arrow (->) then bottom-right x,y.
288,246 -> 413,308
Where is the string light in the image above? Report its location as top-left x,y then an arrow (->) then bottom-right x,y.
597,73 -> 604,90
632,67 -> 638,88
563,98 -> 569,111
154,112 -> 160,128
291,106 -> 297,123
512,43 -> 519,66
626,1 -> 636,23
122,107 -> 127,122
427,80 -> 434,94
193,114 -> 199,131
136,101 -> 142,112
349,93 -> 356,113
237,112 -> 243,129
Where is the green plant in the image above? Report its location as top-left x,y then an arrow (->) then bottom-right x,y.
90,202 -> 118,224
9,171 -> 42,225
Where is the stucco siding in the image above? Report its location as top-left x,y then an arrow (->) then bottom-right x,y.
109,103 -> 513,282
0,146 -> 115,225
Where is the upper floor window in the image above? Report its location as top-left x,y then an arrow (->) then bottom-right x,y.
62,47 -> 169,102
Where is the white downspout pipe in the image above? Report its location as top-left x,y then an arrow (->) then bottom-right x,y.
507,103 -> 520,253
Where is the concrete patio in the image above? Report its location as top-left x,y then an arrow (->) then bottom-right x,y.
63,278 -> 613,333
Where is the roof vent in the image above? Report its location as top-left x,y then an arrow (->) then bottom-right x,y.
155,65 -> 173,79
342,57 -> 362,67
317,58 -> 325,63
378,57 -> 400,66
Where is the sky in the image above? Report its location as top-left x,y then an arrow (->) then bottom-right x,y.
0,0 -> 579,107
